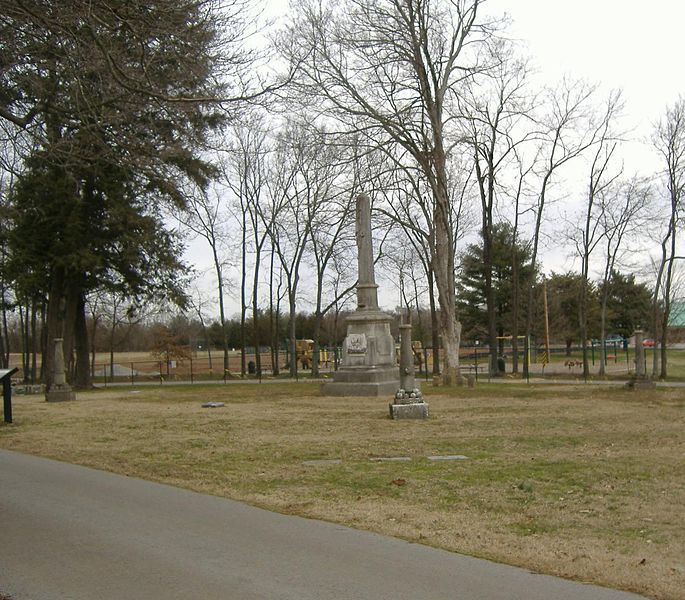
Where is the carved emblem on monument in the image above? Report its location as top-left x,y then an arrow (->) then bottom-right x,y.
346,333 -> 367,354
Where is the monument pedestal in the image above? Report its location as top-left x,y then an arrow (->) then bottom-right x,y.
322,309 -> 399,397
46,384 -> 76,402
389,402 -> 429,419
625,377 -> 656,390
323,366 -> 399,396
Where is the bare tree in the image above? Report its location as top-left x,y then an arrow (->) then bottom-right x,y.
223,118 -> 270,376
651,98 -> 685,378
378,149 -> 472,377
264,121 -> 318,377
459,38 -> 535,375
93,292 -> 150,380
178,188 -> 233,378
596,177 -> 652,375
522,78 -> 603,378
268,242 -> 286,376
306,136 -> 358,377
188,287 -> 215,373
574,91 -> 623,378
281,0 -> 495,384
504,147 -> 535,373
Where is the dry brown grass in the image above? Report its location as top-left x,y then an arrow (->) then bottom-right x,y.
1,382 -> 683,599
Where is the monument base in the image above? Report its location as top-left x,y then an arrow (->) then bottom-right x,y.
321,366 -> 399,397
625,377 -> 656,390
389,402 -> 429,419
45,385 -> 76,402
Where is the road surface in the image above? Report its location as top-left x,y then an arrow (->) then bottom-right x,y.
1,449 -> 647,600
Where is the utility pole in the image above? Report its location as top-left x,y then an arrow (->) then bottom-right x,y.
542,278 -> 551,372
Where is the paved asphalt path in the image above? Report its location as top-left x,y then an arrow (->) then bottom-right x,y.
1,449 -> 647,600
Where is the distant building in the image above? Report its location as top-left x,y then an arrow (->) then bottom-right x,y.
669,300 -> 685,342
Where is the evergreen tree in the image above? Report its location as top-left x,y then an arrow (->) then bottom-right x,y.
1,1 -> 244,387
545,272 -> 601,354
457,222 -> 534,351
603,270 -> 653,339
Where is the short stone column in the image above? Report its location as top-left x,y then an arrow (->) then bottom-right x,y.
634,330 -> 646,377
389,323 -> 428,419
45,338 -> 76,402
626,330 -> 655,390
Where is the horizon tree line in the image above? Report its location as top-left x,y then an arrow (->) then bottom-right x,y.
0,0 -> 683,386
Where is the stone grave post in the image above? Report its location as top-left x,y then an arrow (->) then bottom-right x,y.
626,329 -> 655,390
45,338 -> 76,402
389,322 -> 428,419
634,330 -> 646,378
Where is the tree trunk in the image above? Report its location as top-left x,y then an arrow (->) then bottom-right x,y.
240,206 -> 248,377
30,300 -> 38,383
269,245 -> 279,376
108,300 -> 118,380
651,230 -> 669,378
659,221 -> 677,379
19,303 -> 28,382
579,292 -> 589,380
74,293 -> 91,388
62,280 -> 82,383
90,316 -> 99,379
511,240 -> 520,374
288,290 -> 298,379
432,181 -> 460,385
44,265 -> 66,388
428,270 -> 440,376
475,152 -> 498,377
39,300 -> 47,382
275,289 -> 283,376
598,283 -> 610,377
524,174 -> 552,379
0,283 -> 7,370
214,256 -> 229,379
252,256 -> 262,379
1,282 -> 10,368
311,310 -> 322,378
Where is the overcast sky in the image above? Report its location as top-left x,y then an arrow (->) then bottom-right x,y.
188,1 -> 684,315
486,0 -> 683,161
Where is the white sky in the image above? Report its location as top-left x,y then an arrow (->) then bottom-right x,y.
477,0 -> 684,282
486,0 -> 684,151
186,0 -> 685,316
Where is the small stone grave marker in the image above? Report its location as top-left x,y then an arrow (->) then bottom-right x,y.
302,459 -> 342,466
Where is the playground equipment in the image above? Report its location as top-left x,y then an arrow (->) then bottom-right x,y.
590,336 -> 629,366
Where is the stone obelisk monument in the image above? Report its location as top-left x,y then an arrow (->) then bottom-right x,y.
45,338 -> 76,402
322,193 -> 399,396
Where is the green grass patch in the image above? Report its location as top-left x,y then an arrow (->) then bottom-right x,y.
1,383 -> 683,600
